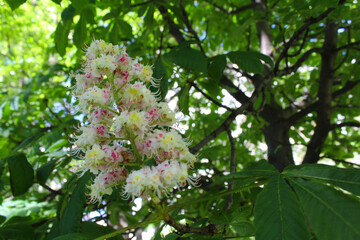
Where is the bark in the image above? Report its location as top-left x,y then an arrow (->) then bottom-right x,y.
263,119 -> 294,171
253,0 -> 294,171
303,20 -> 338,164
261,104 -> 295,171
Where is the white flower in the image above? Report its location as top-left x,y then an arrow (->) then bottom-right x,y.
113,110 -> 150,138
78,86 -> 112,111
74,126 -> 98,149
139,65 -> 153,83
90,54 -> 117,78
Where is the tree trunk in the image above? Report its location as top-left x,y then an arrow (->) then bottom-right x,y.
263,120 -> 294,171
303,20 -> 338,164
253,0 -> 294,171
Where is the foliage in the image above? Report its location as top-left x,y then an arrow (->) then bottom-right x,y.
1,0 -> 360,239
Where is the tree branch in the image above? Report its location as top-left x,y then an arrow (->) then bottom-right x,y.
205,1 -> 252,15
274,3 -> 344,74
337,40 -> 360,51
321,156 -> 360,167
158,5 -> 186,44
303,20 -> 339,164
220,75 -> 251,105
332,79 -> 360,99
130,0 -> 153,8
287,29 -> 309,57
276,48 -> 323,77
190,76 -> 266,154
189,81 -> 234,112
159,3 -> 254,108
330,121 -> 360,130
166,214 -> 218,235
224,127 -> 236,210
179,0 -> 205,54
333,26 -> 351,72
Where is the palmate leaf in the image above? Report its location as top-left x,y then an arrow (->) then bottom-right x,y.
152,57 -> 170,100
165,47 -> 207,73
284,164 -> 360,196
227,51 -> 273,76
5,0 -> 26,11
0,223 -> 35,240
7,153 -> 34,196
73,16 -> 87,48
254,174 -> 310,240
289,178 -> 360,240
178,85 -> 190,115
222,159 -> 278,181
59,173 -> 90,235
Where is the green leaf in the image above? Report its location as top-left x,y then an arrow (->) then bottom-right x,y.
178,85 -> 190,115
144,6 -> 155,28
153,224 -> 166,240
209,209 -> 233,225
0,216 -> 5,225
109,21 -> 119,45
59,173 -> 90,234
36,159 -> 57,185
46,139 -> 69,152
254,174 -> 310,240
252,51 -> 274,68
53,233 -> 91,240
223,160 -> 278,181
137,5 -> 147,17
230,221 -> 254,236
118,20 -> 133,38
164,233 -> 180,240
208,55 -> 226,82
14,132 -> 43,152
284,164 -> 360,196
71,0 -> 89,11
152,57 -> 169,100
0,223 -> 35,240
55,21 -> 71,56
227,51 -> 272,76
80,221 -> 122,240
83,7 -> 95,24
165,47 -> 207,73
7,153 -> 34,196
51,0 -> 62,5
289,178 -> 360,240
5,0 -> 26,11
61,5 -> 75,21
73,16 -> 87,48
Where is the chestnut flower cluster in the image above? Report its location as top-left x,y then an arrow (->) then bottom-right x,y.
71,39 -> 197,203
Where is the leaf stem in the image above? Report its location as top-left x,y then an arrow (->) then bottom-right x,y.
125,127 -> 142,164
92,102 -> 119,115
166,180 -> 265,211
93,215 -> 161,240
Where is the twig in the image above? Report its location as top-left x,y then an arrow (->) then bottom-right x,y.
223,127 -> 236,210
205,1 -> 252,15
43,99 -> 63,123
179,0 -> 205,54
330,121 -> 360,130
333,26 -> 351,72
274,4 -> 344,74
190,72 -> 267,154
189,81 -> 234,112
337,40 -> 360,51
276,48 -> 323,77
287,28 -> 309,57
321,155 -> 360,167
130,0 -> 153,8
166,214 -> 218,235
